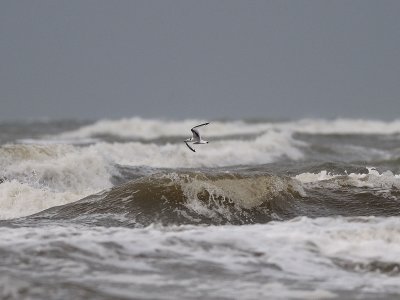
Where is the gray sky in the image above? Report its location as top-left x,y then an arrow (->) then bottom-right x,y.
1,0 -> 399,121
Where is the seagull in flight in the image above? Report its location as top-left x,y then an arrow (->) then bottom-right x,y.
184,122 -> 210,152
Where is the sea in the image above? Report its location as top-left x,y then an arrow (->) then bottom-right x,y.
1,117 -> 400,299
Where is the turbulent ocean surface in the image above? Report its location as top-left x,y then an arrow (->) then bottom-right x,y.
1,117 -> 400,299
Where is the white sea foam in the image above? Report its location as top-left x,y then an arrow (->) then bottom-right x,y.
294,167 -> 400,190
0,144 -> 113,219
0,144 -> 112,193
0,180 -> 82,219
56,117 -> 400,140
1,217 -> 399,297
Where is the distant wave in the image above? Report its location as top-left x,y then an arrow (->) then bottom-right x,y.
2,129 -> 304,173
57,117 -> 400,140
58,117 -> 272,140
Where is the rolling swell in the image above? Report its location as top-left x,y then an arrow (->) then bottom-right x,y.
30,167 -> 400,226
32,172 -> 306,226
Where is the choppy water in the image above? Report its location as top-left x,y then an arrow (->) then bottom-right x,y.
1,117 -> 400,299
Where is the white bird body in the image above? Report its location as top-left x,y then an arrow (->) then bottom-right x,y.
184,122 -> 209,152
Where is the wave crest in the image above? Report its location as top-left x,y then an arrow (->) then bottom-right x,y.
294,167 -> 400,190
35,172 -> 306,225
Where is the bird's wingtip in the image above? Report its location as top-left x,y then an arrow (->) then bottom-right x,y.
185,141 -> 196,152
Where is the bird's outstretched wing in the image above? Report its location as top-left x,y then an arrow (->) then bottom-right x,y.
185,141 -> 196,152
192,122 -> 210,129
191,122 -> 210,140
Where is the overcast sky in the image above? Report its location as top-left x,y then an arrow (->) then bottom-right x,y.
1,1 -> 399,121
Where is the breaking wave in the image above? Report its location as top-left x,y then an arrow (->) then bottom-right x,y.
0,144 -> 113,219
